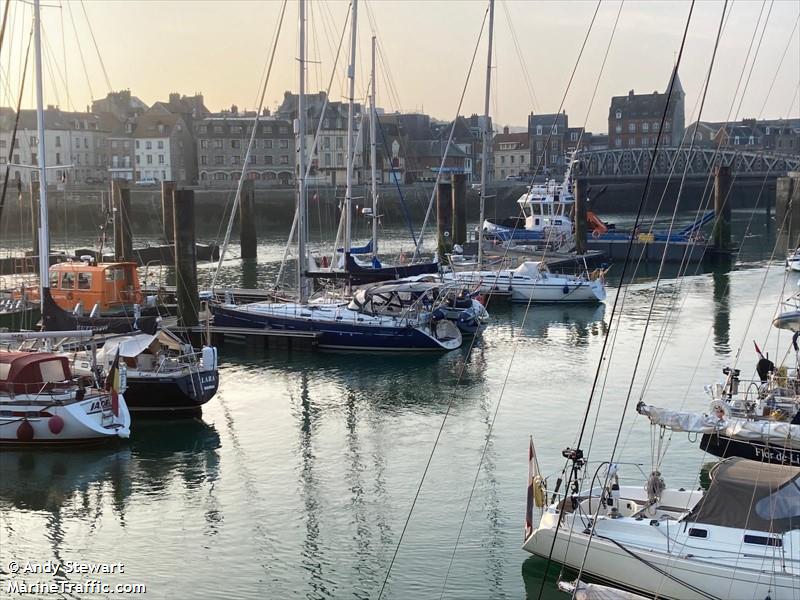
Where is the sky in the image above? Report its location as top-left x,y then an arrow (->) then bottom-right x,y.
1,0 -> 798,134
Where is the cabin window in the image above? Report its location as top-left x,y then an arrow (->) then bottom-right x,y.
78,272 -> 93,289
743,534 -> 782,547
0,363 -> 10,379
104,267 -> 126,282
688,528 -> 708,538
39,359 -> 67,383
49,271 -> 59,288
61,272 -> 76,289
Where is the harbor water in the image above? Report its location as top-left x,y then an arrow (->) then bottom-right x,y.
0,208 -> 791,599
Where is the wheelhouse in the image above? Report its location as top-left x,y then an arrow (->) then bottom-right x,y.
49,261 -> 143,312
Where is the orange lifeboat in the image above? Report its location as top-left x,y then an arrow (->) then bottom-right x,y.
48,260 -> 143,313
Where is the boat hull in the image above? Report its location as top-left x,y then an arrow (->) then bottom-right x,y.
523,513 -> 798,600
700,432 -> 800,466
0,393 -> 131,445
123,370 -> 219,414
211,304 -> 460,351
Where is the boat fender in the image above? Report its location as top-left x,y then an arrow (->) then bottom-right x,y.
592,229 -> 601,239
562,285 -> 570,294
707,399 -> 731,421
202,346 -> 218,372
533,475 -> 546,508
431,308 -> 446,322
48,415 -> 65,435
17,419 -> 34,442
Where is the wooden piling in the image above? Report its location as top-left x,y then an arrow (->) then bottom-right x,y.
451,173 -> 467,246
173,188 -> 199,328
239,178 -> 257,260
574,177 -> 588,255
436,181 -> 453,258
161,180 -> 176,243
112,179 -> 133,261
712,165 -> 731,251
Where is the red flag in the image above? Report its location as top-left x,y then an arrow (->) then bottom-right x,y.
753,340 -> 764,359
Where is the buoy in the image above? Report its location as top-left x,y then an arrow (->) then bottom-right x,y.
562,285 -> 570,294
17,420 -> 34,442
48,415 -> 65,434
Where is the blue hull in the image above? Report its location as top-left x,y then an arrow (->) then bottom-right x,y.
490,226 -> 692,243
212,305 -> 451,351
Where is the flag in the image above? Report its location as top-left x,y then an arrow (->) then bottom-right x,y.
525,436 -> 534,540
105,349 -> 121,417
753,340 -> 764,359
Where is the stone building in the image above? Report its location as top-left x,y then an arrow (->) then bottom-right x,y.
195,108 -> 295,185
608,68 -> 685,149
132,106 -> 194,184
528,112 -> 569,174
493,127 -> 529,180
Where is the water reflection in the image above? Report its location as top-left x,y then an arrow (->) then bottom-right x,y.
712,269 -> 731,356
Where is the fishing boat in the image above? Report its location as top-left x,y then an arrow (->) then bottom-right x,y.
444,261 -> 606,303
61,330 -> 219,415
523,455 -> 800,599
0,332 -> 130,445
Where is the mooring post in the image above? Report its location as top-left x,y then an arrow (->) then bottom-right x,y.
173,188 -> 199,328
436,180 -> 453,258
712,165 -> 731,252
239,178 -> 257,260
161,180 -> 175,244
451,173 -> 467,247
29,180 -> 40,263
574,177 -> 588,255
112,179 -> 133,261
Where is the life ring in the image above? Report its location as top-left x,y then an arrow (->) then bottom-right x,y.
592,229 -> 601,239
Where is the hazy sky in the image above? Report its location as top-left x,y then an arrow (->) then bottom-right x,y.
1,0 -> 798,133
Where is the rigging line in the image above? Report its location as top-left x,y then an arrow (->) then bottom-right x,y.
0,0 -> 10,59
58,0 -> 70,111
0,24 -> 32,227
413,7 -> 489,261
535,4 -> 696,598
731,0 -> 774,124
274,2 -> 351,290
500,0 -> 539,113
210,0 -> 288,290
64,1 -> 92,101
78,0 -> 111,92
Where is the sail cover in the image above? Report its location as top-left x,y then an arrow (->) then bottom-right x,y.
686,458 -> 799,533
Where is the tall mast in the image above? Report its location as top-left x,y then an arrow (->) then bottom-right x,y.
297,0 -> 309,302
477,0 -> 494,269
344,0 -> 358,258
370,35 -> 377,259
33,0 -> 49,310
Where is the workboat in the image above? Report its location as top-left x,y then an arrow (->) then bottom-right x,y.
523,456 -> 800,599
0,339 -> 130,445
444,261 -> 606,304
61,330 -> 219,415
212,282 -> 463,352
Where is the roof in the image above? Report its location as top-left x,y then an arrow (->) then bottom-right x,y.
529,113 -> 568,130
5,108 -> 109,133
494,132 -> 529,149
51,261 -> 138,271
133,111 -> 186,139
686,458 -> 799,534
406,140 -> 469,159
609,91 -> 678,120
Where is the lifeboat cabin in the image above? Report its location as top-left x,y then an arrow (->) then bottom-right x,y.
49,260 -> 143,314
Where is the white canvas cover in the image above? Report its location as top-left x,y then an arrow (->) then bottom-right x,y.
513,262 -> 545,279
639,403 -> 800,449
98,334 -> 157,364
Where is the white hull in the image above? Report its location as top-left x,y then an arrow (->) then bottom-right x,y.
787,251 -> 800,271
0,392 -> 130,444
524,487 -> 799,600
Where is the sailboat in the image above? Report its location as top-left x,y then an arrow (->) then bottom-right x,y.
210,0 -> 462,352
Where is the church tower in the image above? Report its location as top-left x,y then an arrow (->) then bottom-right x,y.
667,66 -> 685,147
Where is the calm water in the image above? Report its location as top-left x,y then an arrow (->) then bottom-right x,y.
0,208 -> 793,599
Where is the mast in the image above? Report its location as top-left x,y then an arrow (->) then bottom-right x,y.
33,0 -> 49,310
344,0 -> 358,259
477,0 -> 494,269
370,35 -> 377,260
297,0 -> 309,302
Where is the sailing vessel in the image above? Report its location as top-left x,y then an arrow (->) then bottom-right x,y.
524,456 -> 799,599
787,248 -> 800,272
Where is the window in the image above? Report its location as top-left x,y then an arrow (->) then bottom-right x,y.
200,155 -> 207,165
615,110 -> 622,119
0,140 -> 5,148
570,132 -> 579,142
262,125 -> 273,134
734,136 -> 740,145
215,155 -> 224,165
78,272 -> 93,290
200,139 -> 208,149
615,137 -> 622,148
158,155 -> 165,164
214,125 -> 223,133
49,271 -> 59,288
324,152 -> 332,166
84,138 -> 89,148
510,155 -> 515,164
280,139 -> 289,149
199,125 -> 207,134
323,137 -> 331,150
55,136 -> 61,147
264,155 -> 273,165
145,141 -> 152,150
213,172 -> 227,180
665,121 -> 671,131
552,125 -> 558,134
652,122 -> 659,131
748,136 -> 755,145
31,153 -> 38,165
323,119 -> 330,129
136,155 -> 141,165
642,122 -> 649,132
628,137 -> 635,146
536,141 -> 543,151
135,140 -> 140,149
146,155 -> 153,164
628,123 -> 636,133
157,140 -> 164,149
280,155 -> 289,165
536,125 -> 542,136
214,139 -> 223,149
232,156 -> 241,165
336,153 -> 343,166
30,135 -> 37,145
265,139 -> 273,149
500,155 -> 506,164
279,126 -> 289,134
231,126 -> 242,134
336,137 -> 344,149
56,152 -> 61,165
249,154 -> 256,164
61,272 -> 75,289
231,139 -> 240,149
551,141 -> 558,150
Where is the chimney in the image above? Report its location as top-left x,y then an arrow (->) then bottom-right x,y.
503,126 -> 509,135
628,90 -> 635,99
231,104 -> 238,115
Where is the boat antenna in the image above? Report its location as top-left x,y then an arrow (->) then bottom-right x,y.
343,0 -> 358,270
33,0 -> 50,314
477,0 -> 494,270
